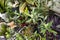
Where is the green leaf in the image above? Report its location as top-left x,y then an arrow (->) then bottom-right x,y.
47,21 -> 53,28
24,7 -> 31,17
0,0 -> 4,8
5,32 -> 11,39
44,16 -> 48,20
48,29 -> 57,35
0,24 -> 6,35
41,37 -> 46,40
26,19 -> 32,23
40,29 -> 46,35
16,33 -> 23,40
26,0 -> 36,5
0,0 -> 5,12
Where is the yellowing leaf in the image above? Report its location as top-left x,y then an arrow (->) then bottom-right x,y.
24,7 -> 31,16
0,0 -> 4,8
22,27 -> 33,36
26,0 -> 35,5
19,2 -> 26,13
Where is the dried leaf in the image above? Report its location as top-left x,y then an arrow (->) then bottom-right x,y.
7,21 -> 16,29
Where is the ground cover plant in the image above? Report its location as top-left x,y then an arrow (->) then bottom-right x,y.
0,0 -> 60,40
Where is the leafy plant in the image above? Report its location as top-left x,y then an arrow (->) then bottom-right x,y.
0,0 -> 5,12
0,0 -> 58,40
